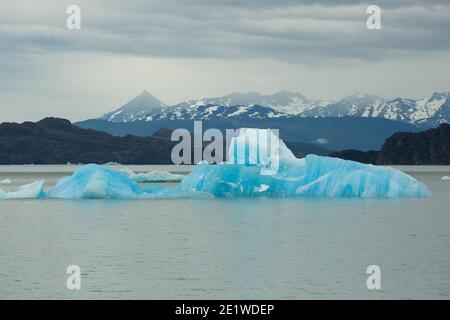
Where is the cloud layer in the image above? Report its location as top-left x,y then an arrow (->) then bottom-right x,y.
0,0 -> 449,121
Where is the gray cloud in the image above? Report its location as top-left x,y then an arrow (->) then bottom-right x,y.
1,0 -> 450,61
0,0 -> 449,121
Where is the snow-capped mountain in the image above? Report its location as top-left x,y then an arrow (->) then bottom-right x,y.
303,92 -> 450,127
302,93 -> 386,117
98,90 -> 450,127
144,104 -> 290,121
383,92 -> 450,126
179,90 -> 328,115
100,90 -> 167,122
101,90 -> 326,122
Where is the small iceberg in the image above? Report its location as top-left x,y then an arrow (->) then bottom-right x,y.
119,167 -> 185,183
442,176 -> 450,181
46,165 -> 204,199
104,161 -> 122,166
0,178 -> 12,184
47,165 -> 144,199
0,128 -> 431,200
0,180 -> 45,199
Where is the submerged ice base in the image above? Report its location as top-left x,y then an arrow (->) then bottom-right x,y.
1,128 -> 431,200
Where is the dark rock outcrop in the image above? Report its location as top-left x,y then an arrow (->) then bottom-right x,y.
0,118 -> 176,164
377,123 -> 450,165
331,123 -> 450,165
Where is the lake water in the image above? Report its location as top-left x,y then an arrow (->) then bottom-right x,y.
0,165 -> 449,299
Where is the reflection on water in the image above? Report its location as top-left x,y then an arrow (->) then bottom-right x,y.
0,166 -> 449,299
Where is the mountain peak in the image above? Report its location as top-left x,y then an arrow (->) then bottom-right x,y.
100,90 -> 166,122
274,89 -> 299,95
271,90 -> 308,101
139,89 -> 152,97
347,92 -> 380,99
430,91 -> 450,99
340,93 -> 384,104
127,90 -> 165,106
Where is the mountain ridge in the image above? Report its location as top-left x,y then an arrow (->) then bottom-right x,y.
95,90 -> 450,128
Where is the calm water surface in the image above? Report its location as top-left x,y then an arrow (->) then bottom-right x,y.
0,165 -> 449,299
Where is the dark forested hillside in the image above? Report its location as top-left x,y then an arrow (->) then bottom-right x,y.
0,118 -> 175,164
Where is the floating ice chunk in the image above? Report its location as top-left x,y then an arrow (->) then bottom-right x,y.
0,178 -> 11,184
119,167 -> 184,182
178,155 -> 430,198
292,155 -> 430,198
4,180 -> 45,199
46,164 -> 206,199
442,176 -> 450,181
177,128 -> 430,198
104,161 -> 122,166
47,164 -> 143,199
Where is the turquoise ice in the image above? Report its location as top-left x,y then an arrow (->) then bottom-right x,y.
119,167 -> 185,182
0,181 -> 45,199
178,155 -> 430,198
45,164 -> 208,199
177,128 -> 429,198
1,128 -> 431,199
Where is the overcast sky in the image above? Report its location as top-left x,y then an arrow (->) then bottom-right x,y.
1,0 -> 449,122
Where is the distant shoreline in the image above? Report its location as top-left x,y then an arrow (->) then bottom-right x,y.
0,164 -> 194,175
0,164 -> 449,175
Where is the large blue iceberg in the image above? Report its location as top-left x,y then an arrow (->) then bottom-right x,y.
177,155 -> 429,198
177,128 -> 430,198
1,128 -> 430,199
